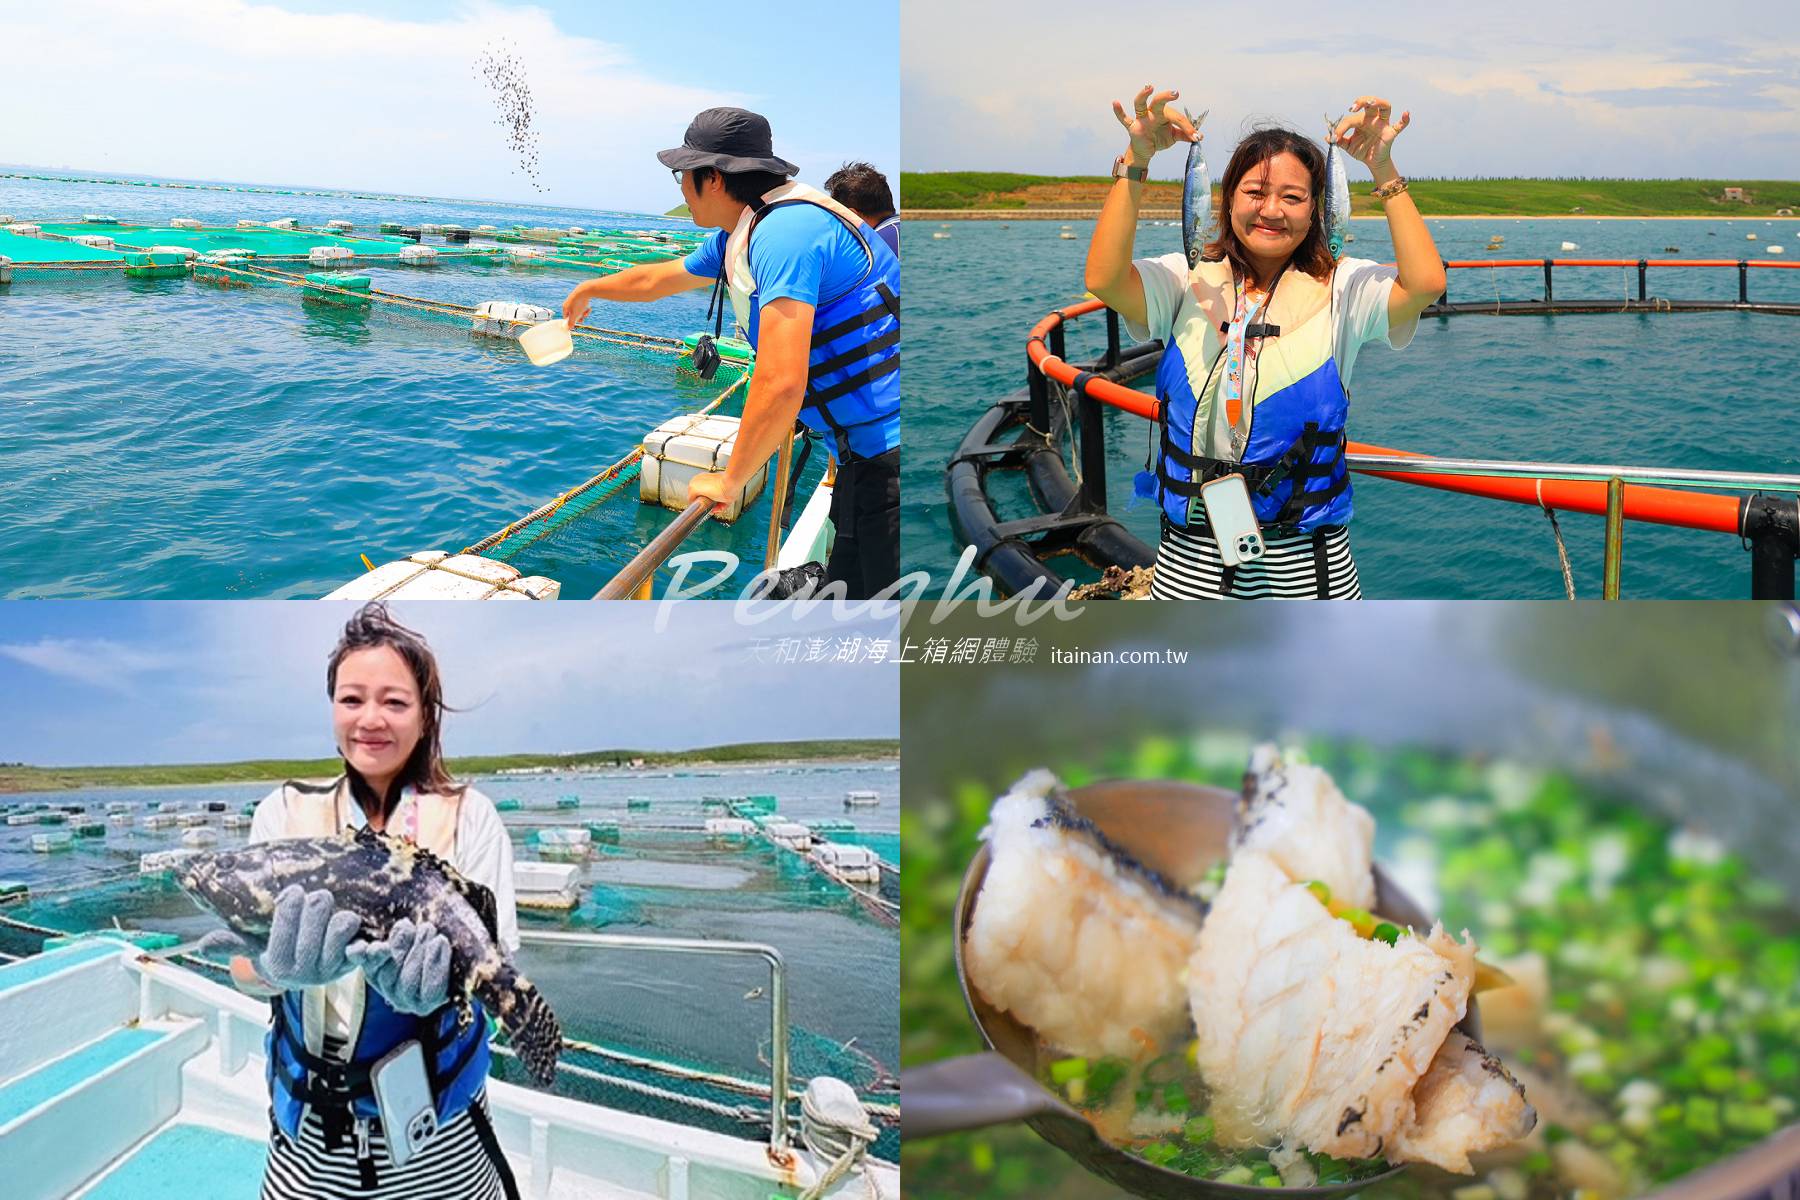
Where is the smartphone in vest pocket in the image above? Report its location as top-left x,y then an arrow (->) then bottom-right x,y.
1200,473 -> 1266,567
372,1040 -> 437,1169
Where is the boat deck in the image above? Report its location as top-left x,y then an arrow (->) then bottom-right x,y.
76,1123 -> 266,1200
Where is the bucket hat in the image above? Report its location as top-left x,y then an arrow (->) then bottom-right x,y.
657,107 -> 800,176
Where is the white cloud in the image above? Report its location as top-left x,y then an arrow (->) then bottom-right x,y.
0,637 -> 175,693
0,0 -> 750,209
900,0 -> 1800,178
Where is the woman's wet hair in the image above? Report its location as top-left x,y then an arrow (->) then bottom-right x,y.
327,602 -> 463,811
1202,125 -> 1337,283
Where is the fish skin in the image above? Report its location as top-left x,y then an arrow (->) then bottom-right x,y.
179,825 -> 562,1086
1390,1030 -> 1538,1173
1181,109 -> 1213,270
1323,117 -> 1351,258
1235,743 -> 1377,911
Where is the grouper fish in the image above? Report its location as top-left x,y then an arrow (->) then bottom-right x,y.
178,825 -> 562,1086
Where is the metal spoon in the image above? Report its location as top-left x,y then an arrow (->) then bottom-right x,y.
902,778 -> 1483,1198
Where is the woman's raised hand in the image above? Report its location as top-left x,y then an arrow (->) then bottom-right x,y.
1333,96 -> 1411,174
1112,85 -> 1197,160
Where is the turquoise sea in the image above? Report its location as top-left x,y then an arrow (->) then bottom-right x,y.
904,216 -> 1800,598
0,172 -> 823,599
0,759 -> 898,1155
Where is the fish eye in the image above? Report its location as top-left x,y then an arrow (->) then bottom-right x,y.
212,853 -> 236,871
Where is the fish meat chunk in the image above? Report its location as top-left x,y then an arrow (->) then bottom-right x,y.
1235,744 -> 1377,911
964,770 -> 1207,1059
1392,1031 -> 1538,1173
179,825 -> 563,1086
1188,850 -> 1534,1171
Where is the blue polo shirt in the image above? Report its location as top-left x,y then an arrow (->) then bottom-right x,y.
683,203 -> 887,344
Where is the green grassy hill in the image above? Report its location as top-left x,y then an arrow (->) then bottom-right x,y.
901,173 -> 1800,217
0,738 -> 899,793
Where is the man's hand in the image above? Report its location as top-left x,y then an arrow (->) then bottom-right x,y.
561,281 -> 594,329
686,472 -> 733,510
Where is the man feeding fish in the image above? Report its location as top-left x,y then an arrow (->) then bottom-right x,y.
960,744 -> 1536,1186
182,604 -> 553,1200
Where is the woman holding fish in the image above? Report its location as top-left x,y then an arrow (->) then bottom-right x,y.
1085,88 -> 1446,598
191,604 -> 543,1200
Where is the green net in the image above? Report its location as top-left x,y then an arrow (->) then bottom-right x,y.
0,228 -> 125,263
34,224 -> 494,261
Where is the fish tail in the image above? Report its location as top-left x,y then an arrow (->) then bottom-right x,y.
484,966 -> 562,1087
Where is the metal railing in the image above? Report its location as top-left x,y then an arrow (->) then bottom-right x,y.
594,428 -> 815,600
515,929 -> 791,1151
1426,256 -> 1800,315
954,296 -> 1800,599
593,497 -> 714,599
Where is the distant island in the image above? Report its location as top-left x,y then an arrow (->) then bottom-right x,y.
902,174 -> 1800,219
0,738 -> 899,794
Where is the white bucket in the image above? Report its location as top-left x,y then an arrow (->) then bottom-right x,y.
520,318 -> 573,366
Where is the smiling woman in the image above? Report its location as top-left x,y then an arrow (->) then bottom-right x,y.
220,603 -> 525,1200
1085,87 -> 1447,599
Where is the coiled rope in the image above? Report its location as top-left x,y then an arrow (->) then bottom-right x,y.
798,1078 -> 883,1200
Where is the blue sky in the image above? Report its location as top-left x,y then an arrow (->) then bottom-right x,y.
0,604 -> 898,767
0,0 -> 898,212
901,0 -> 1800,179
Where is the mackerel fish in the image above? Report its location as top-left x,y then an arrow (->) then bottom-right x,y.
178,825 -> 563,1086
1181,108 -> 1214,269
1324,114 -> 1352,258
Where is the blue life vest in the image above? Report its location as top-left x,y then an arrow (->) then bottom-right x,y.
267,979 -> 491,1141
723,186 -> 900,461
1153,263 -> 1352,533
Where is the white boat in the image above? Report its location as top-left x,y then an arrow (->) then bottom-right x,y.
843,790 -> 880,807
0,940 -> 896,1200
179,828 -> 219,848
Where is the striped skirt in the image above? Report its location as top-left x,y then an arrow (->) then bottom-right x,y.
260,1091 -> 504,1200
1150,521 -> 1363,599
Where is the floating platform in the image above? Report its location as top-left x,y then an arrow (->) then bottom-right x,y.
326,551 -> 560,601
513,861 -> 580,911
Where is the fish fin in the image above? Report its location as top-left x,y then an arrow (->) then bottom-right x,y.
497,976 -> 563,1088
440,874 -> 501,945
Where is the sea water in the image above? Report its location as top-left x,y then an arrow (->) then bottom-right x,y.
905,216 -> 1800,598
0,172 -> 824,599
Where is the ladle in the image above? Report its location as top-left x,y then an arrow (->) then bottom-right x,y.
902,779 -> 1483,1198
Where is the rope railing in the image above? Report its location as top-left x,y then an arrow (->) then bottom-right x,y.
461,371 -> 750,560
969,298 -> 1800,599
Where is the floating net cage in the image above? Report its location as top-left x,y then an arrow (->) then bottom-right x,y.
0,791 -> 898,1159
2,218 -> 798,595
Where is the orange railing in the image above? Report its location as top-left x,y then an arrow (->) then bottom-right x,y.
1002,282 -> 1799,597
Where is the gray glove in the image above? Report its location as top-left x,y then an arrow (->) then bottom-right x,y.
253,884 -> 363,991
346,918 -> 452,1016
